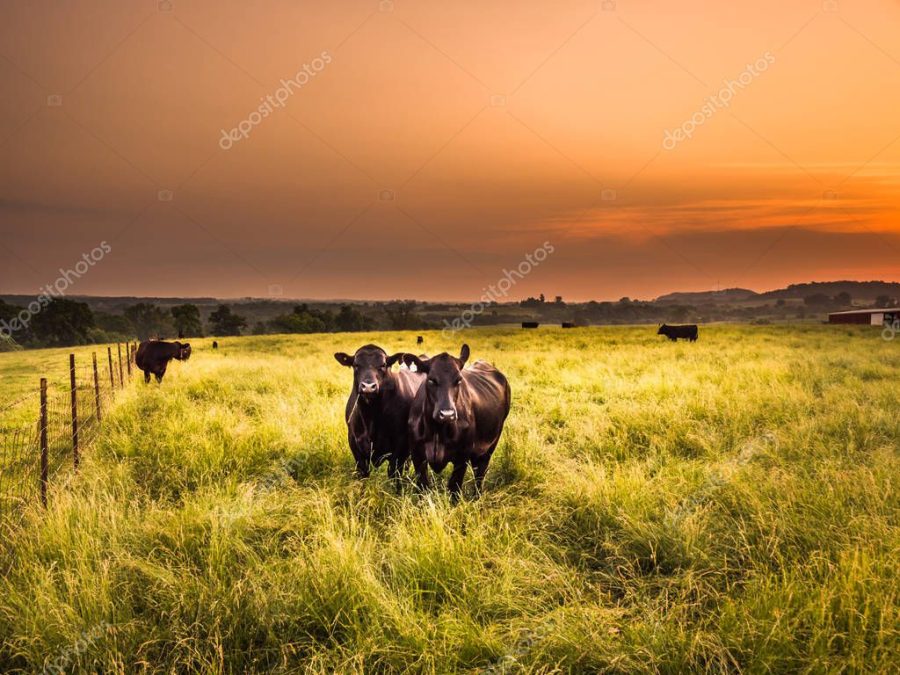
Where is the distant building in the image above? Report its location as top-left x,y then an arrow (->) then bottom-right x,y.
827,308 -> 899,326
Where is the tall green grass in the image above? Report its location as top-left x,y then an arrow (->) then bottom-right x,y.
1,326 -> 898,672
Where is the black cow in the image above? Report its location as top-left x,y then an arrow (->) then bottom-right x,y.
657,324 -> 699,341
212,341 -> 218,350
334,344 -> 425,483
417,336 -> 424,345
405,345 -> 511,500
135,340 -> 191,383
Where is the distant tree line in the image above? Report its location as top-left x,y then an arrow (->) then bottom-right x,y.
0,297 -> 434,349
252,302 -> 431,335
2,288 -> 897,351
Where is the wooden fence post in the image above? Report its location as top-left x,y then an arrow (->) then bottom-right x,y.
93,352 -> 102,423
125,342 -> 132,377
40,378 -> 48,508
69,354 -> 79,470
117,343 -> 124,386
108,346 -> 115,390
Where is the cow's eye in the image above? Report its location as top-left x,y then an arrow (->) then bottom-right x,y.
454,378 -> 462,386
428,378 -> 437,386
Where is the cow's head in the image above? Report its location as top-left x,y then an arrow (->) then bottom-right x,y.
657,324 -> 667,335
405,345 -> 470,425
175,342 -> 192,360
334,344 -> 405,401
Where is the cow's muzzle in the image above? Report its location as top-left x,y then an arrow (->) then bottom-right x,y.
359,381 -> 379,395
435,408 -> 457,422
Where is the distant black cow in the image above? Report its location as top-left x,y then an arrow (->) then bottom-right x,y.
657,324 -> 698,341
561,322 -> 575,328
334,344 -> 425,483
405,345 -> 511,500
135,340 -> 192,383
521,322 -> 539,329
417,336 -> 424,345
212,341 -> 218,349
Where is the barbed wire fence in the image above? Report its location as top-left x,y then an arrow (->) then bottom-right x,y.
0,342 -> 138,521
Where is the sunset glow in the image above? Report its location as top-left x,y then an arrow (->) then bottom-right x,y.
2,0 -> 899,300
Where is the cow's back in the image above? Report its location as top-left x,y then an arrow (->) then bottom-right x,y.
136,341 -> 175,370
464,361 -> 511,443
395,368 -> 425,406
135,341 -> 152,369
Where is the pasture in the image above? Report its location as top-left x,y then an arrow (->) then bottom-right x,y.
0,325 -> 898,673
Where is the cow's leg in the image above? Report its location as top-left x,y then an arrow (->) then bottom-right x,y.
349,434 -> 370,478
447,462 -> 467,502
412,447 -> 431,491
143,370 -> 151,384
388,449 -> 410,492
472,450 -> 495,497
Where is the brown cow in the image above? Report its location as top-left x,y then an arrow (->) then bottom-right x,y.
135,340 -> 191,383
405,344 -> 511,500
334,344 -> 425,483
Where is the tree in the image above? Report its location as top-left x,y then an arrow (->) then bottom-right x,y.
833,292 -> 852,307
171,304 -> 203,338
94,312 -> 134,336
803,293 -> 830,307
209,304 -> 247,336
384,302 -> 426,330
124,303 -> 174,340
268,304 -> 337,334
270,310 -> 326,334
875,295 -> 898,308
0,299 -> 32,345
334,304 -> 369,332
30,299 -> 95,346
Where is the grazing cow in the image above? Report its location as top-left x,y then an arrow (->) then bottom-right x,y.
135,340 -> 191,383
417,335 -> 424,345
334,344 -> 425,482
212,341 -> 218,349
657,323 -> 699,341
521,321 -> 539,329
561,322 -> 575,328
405,345 -> 511,500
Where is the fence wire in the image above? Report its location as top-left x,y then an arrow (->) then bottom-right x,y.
0,343 -> 137,521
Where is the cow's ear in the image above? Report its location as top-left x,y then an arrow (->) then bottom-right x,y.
404,353 -> 430,373
385,353 -> 404,368
334,352 -> 354,367
458,344 -> 470,366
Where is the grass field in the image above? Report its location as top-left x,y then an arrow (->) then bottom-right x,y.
0,325 -> 898,673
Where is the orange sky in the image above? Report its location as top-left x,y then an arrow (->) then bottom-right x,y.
1,0 -> 899,301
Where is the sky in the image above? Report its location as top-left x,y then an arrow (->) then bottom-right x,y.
1,0 -> 899,302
